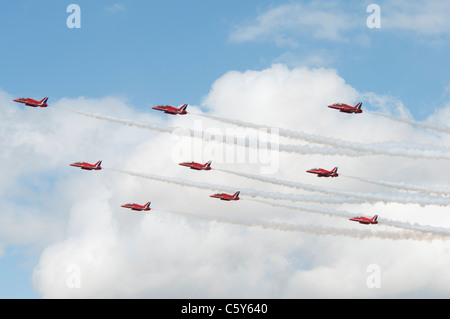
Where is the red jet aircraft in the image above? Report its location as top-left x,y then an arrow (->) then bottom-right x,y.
306,167 -> 338,177
210,191 -> 240,201
121,202 -> 151,211
179,160 -> 212,171
152,104 -> 188,115
70,160 -> 102,171
349,215 -> 378,225
328,102 -> 363,114
13,97 -> 49,108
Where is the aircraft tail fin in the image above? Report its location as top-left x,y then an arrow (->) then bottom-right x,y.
233,191 -> 240,198
179,104 -> 188,111
145,202 -> 151,209
205,160 -> 212,168
95,160 -> 102,168
332,167 -> 338,173
372,215 -> 378,222
355,102 -> 362,110
40,97 -> 49,105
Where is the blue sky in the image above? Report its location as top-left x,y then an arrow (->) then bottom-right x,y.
1,0 -> 449,299
1,1 -> 273,108
1,1 -> 448,117
0,247 -> 39,299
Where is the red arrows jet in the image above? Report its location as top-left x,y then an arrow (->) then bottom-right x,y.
13,97 -> 49,108
349,215 -> 378,225
70,160 -> 102,171
121,202 -> 151,211
306,167 -> 338,177
210,191 -> 240,201
328,102 -> 363,114
179,160 -> 212,171
152,104 -> 188,115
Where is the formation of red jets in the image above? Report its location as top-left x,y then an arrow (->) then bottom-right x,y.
15,97 -> 376,224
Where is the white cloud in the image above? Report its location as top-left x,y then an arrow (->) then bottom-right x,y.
229,1 -> 450,48
381,0 -> 450,37
2,64 -> 450,298
229,2 -> 358,46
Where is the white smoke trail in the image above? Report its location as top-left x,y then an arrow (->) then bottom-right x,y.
108,168 -> 450,239
54,106 -> 179,135
196,113 -> 450,160
368,111 -> 450,135
216,168 -> 450,206
278,143 -> 360,157
155,208 -> 444,242
55,106 -> 450,159
53,106 -> 361,157
249,198 -> 450,239
106,168 -> 364,204
344,175 -> 450,197
247,198 -> 352,219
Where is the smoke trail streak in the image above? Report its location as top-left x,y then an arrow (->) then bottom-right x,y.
106,168 -> 364,204
196,113 -> 450,160
279,143 -> 360,157
216,168 -> 450,206
248,198 -> 450,239
154,208 -> 443,241
368,111 -> 450,135
54,106 -> 179,135
108,168 -> 450,239
55,106 -> 450,159
343,175 -> 450,197
54,106 -> 360,157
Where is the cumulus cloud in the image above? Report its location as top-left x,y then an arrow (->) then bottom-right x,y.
229,2 -> 358,46
2,64 -> 450,298
229,0 -> 450,48
381,0 -> 450,37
